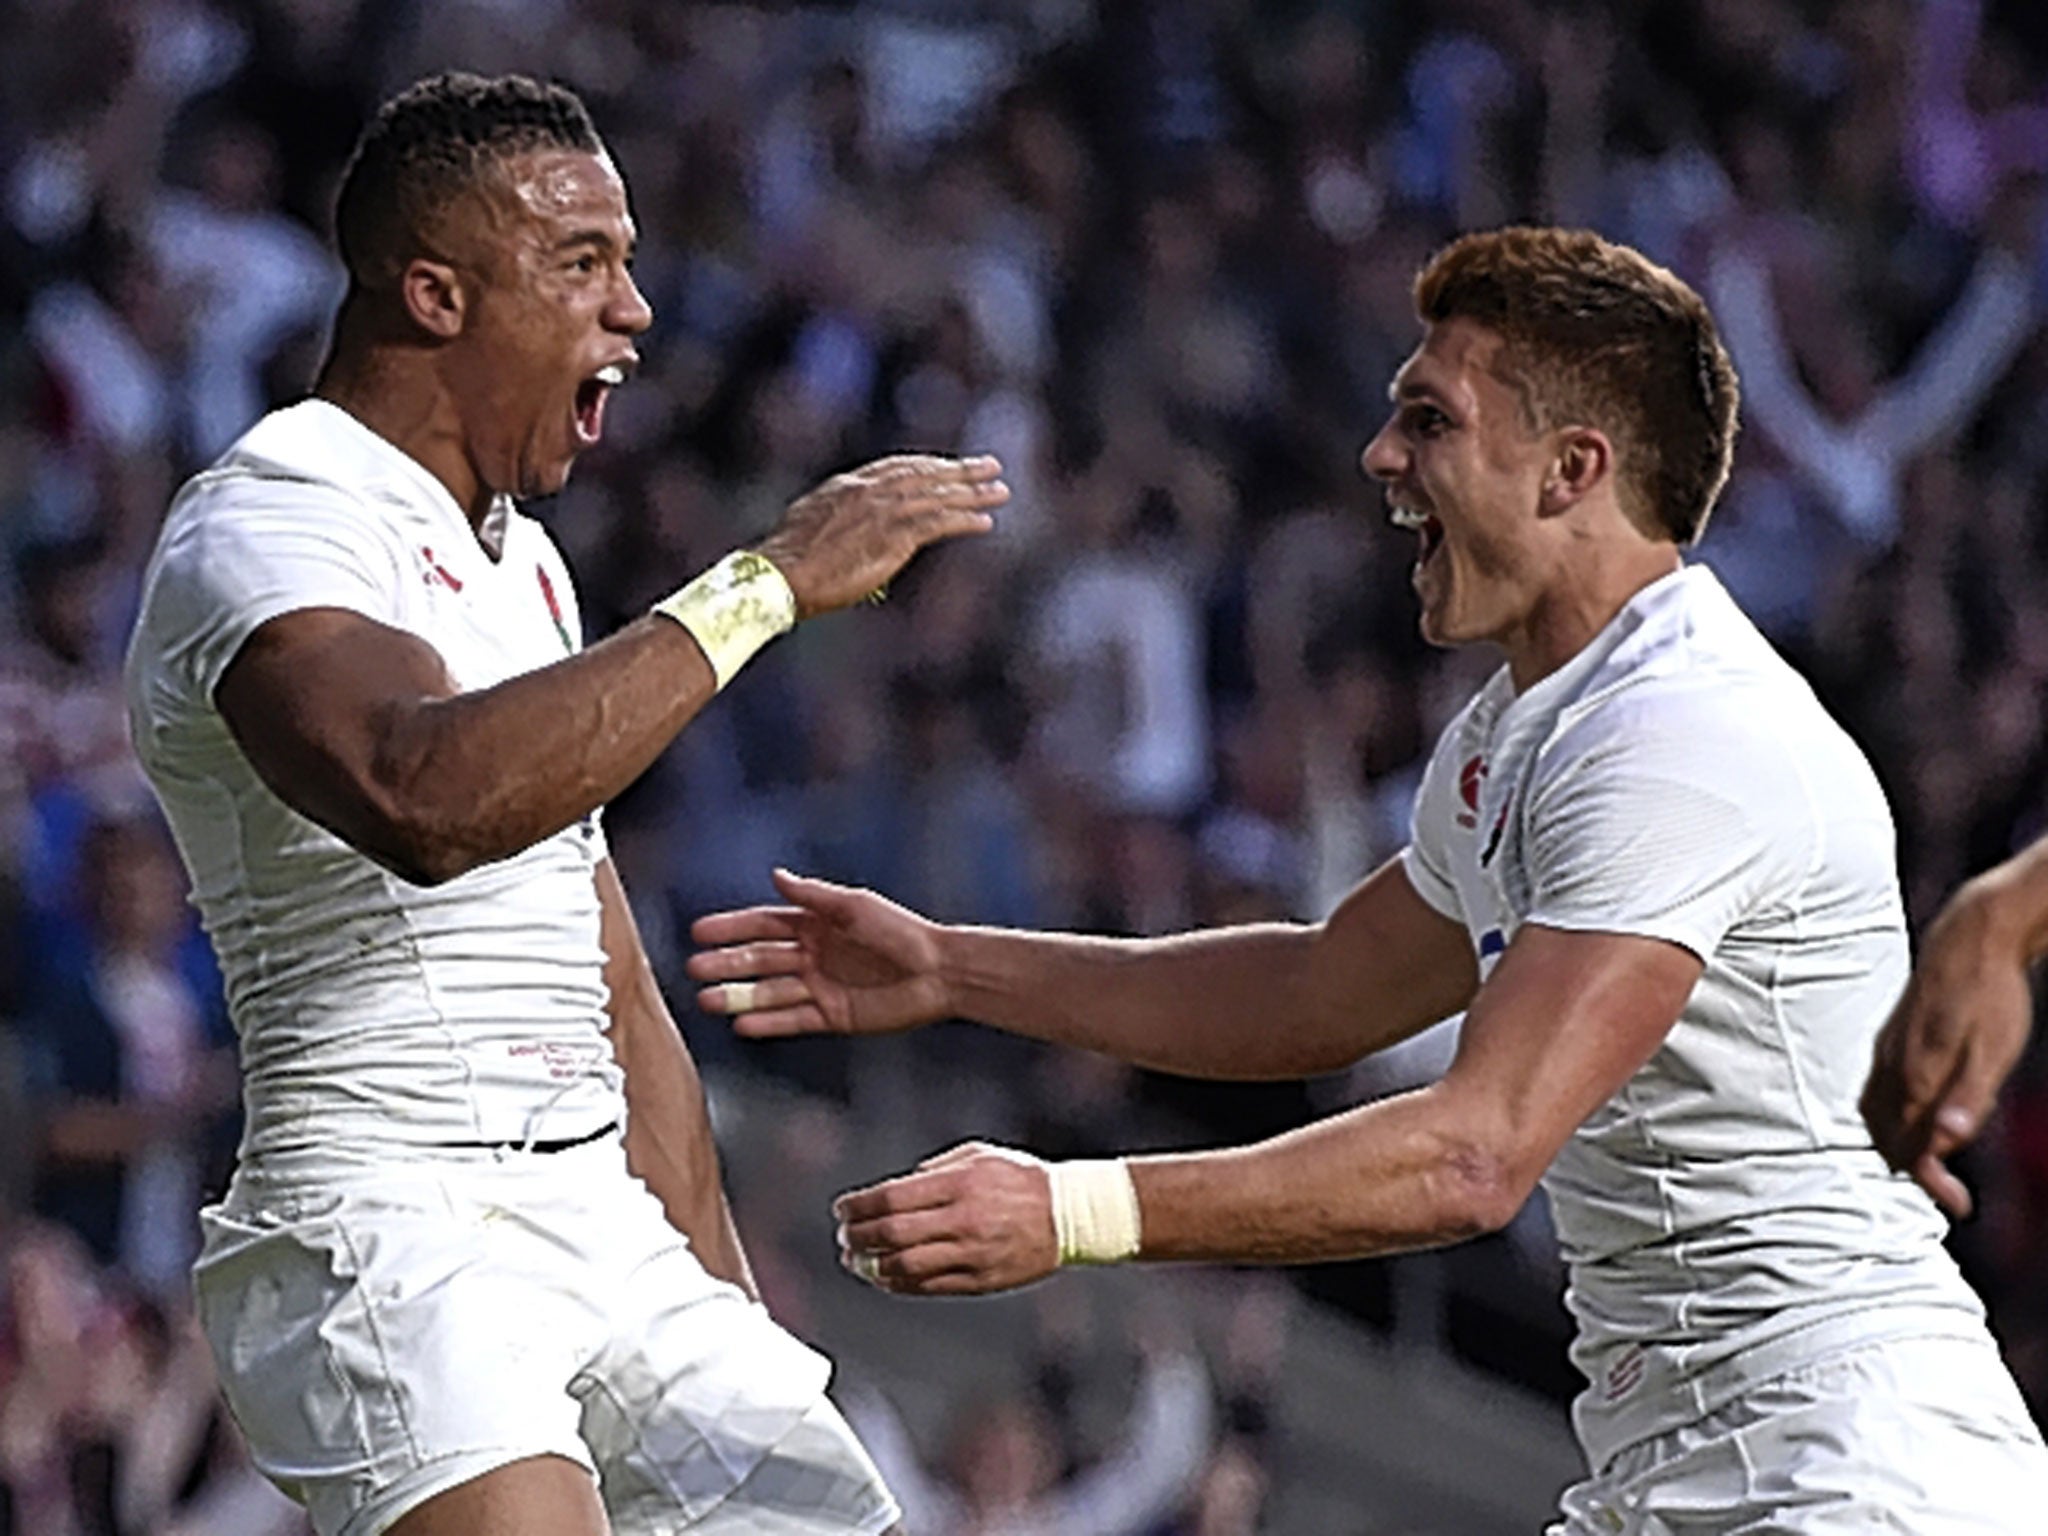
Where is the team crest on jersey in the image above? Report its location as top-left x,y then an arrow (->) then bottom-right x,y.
420,547 -> 463,593
1456,755 -> 1487,829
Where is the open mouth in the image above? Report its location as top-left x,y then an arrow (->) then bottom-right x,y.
573,362 -> 629,447
1418,514 -> 1444,566
1388,502 -> 1445,570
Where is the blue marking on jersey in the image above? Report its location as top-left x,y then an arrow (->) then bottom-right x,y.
1479,928 -> 1505,959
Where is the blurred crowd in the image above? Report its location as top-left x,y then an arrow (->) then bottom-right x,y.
4,0 -> 2048,1530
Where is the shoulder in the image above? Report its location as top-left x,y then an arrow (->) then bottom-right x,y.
144,460 -> 407,617
161,401 -> 454,563
1528,639 -> 1891,899
1545,571 -> 1857,807
1542,667 -> 1816,812
128,419 -> 424,711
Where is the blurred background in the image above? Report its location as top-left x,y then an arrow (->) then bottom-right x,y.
4,0 -> 2048,1531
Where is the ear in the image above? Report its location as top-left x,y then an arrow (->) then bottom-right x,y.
1539,427 -> 1613,517
398,258 -> 467,340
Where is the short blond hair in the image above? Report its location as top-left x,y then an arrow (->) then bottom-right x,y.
1414,227 -> 1739,544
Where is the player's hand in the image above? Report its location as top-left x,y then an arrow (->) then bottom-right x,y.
1862,880 -> 2034,1218
689,869 -> 950,1037
754,454 -> 1006,617
833,1142 -> 1059,1296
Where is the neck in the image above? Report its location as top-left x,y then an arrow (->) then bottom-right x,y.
1503,540 -> 1683,692
316,333 -> 494,535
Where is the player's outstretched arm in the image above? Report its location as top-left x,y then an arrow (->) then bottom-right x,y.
830,923 -> 1700,1296
690,858 -> 1481,1081
596,859 -> 756,1298
214,455 -> 1005,884
1863,837 -> 2048,1217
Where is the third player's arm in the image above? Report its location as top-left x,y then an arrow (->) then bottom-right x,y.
1864,830 -> 2048,1215
694,859 -> 1480,1080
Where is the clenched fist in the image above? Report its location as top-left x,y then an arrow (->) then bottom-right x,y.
833,1142 -> 1062,1296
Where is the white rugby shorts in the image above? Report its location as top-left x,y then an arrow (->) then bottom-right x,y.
1549,1332 -> 2048,1533
193,1133 -> 898,1536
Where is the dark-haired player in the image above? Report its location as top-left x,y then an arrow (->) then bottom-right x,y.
125,72 -> 1000,1536
694,227 -> 2046,1529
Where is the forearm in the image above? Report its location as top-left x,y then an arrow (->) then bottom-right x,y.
1125,1084 -> 1517,1264
372,618 -> 714,881
1952,836 -> 2048,965
936,921 -> 1352,1080
932,861 -> 1471,1079
837,926 -> 1684,1296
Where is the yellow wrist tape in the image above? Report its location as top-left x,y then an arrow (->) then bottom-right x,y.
652,550 -> 796,691
1048,1158 -> 1142,1266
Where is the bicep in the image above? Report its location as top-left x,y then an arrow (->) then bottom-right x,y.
1439,923 -> 1702,1189
1298,858 -> 1480,1062
214,606 -> 457,871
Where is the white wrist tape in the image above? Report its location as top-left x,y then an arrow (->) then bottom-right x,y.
652,550 -> 797,691
1048,1159 -> 1142,1266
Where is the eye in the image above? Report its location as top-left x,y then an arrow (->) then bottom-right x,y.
570,252 -> 600,275
1407,404 -> 1451,438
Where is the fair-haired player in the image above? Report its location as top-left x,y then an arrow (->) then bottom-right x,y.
693,227 -> 2047,1529
125,71 -> 1003,1536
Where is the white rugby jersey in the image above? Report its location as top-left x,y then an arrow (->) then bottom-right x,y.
1402,566 -> 1988,1466
125,400 -> 623,1156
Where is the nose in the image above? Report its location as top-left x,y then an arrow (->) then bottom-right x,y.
610,268 -> 653,335
1360,416 -> 1405,482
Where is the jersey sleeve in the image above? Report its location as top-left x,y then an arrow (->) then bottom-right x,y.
1520,693 -> 1812,960
148,482 -> 406,709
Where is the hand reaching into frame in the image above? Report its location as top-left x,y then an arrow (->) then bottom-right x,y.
832,1142 -> 1061,1297
689,869 -> 952,1038
1863,877 -> 2035,1219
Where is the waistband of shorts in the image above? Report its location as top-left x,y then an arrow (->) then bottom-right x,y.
1574,1302 -> 1995,1469
226,1117 -> 627,1195
430,1118 -> 619,1154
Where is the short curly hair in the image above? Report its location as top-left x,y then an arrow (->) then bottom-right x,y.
333,71 -> 603,288
1413,227 -> 1740,546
